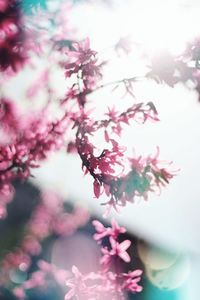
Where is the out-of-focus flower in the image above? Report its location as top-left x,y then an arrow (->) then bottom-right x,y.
115,35 -> 133,55
0,0 -> 27,71
65,219 -> 143,300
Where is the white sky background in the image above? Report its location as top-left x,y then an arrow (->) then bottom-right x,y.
2,0 -> 200,296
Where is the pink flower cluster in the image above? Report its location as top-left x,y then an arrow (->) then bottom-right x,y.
28,191 -> 89,239
75,102 -> 174,213
146,41 -> 200,101
0,99 -> 70,218
0,0 -> 26,71
0,191 -> 89,294
65,219 -> 143,300
13,260 -> 70,300
64,38 -> 103,106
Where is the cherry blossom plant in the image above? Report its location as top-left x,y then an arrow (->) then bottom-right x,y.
1,0 -> 199,299
64,220 -> 143,300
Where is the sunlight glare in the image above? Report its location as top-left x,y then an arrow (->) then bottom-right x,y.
74,0 -> 199,56
112,0 -> 199,55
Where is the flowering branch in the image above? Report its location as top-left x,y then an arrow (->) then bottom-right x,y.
65,219 -> 143,300
75,104 -> 174,213
0,99 -> 71,217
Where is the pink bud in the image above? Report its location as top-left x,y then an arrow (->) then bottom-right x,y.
93,180 -> 101,198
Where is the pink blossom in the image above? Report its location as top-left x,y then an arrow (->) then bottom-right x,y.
66,38 -> 96,66
65,266 -> 86,300
13,287 -> 26,300
0,99 -> 71,216
93,180 -> 101,198
115,35 -> 133,55
23,270 -> 46,289
0,0 -> 9,12
122,270 -> 143,293
64,219 -> 142,299
107,237 -> 131,263
64,38 -> 102,93
0,1 -> 27,71
21,236 -> 41,256
146,50 -> 178,87
92,219 -> 126,241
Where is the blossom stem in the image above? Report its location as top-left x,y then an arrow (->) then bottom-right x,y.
84,75 -> 146,96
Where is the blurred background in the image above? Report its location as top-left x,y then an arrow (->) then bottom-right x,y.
1,0 -> 200,299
